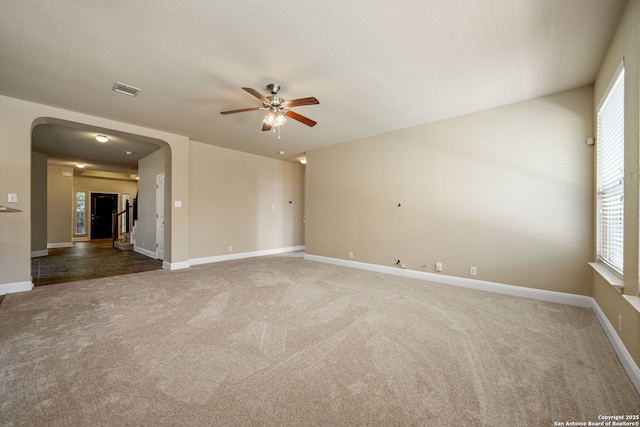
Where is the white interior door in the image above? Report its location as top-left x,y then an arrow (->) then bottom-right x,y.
156,174 -> 165,260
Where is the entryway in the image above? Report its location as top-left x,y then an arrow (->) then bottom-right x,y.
31,240 -> 163,286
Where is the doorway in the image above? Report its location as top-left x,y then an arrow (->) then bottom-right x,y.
90,193 -> 118,240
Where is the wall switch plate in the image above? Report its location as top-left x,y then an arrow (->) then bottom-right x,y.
174,200 -> 182,207
8,193 -> 17,203
435,262 -> 442,272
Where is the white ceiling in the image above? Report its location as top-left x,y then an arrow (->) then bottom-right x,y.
0,0 -> 627,164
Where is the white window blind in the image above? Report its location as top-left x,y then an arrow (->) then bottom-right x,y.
596,65 -> 624,276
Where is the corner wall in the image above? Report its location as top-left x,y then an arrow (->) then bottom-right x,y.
31,152 -> 47,255
306,85 -> 594,295
592,0 -> 640,368
47,165 -> 73,246
136,148 -> 165,256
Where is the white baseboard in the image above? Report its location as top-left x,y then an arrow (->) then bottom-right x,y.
31,249 -> 48,258
304,254 -> 592,307
591,300 -> 640,395
47,242 -> 73,249
133,245 -> 158,259
304,254 -> 640,394
0,281 -> 34,295
163,260 -> 189,270
190,246 -> 306,267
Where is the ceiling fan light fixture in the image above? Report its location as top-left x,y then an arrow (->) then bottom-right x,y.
274,113 -> 287,126
264,112 -> 276,124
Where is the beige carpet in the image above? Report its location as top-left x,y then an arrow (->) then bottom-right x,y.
1,253 -> 639,426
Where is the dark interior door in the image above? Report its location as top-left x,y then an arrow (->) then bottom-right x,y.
90,193 -> 118,240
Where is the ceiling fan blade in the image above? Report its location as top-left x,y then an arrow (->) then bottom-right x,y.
281,97 -> 319,108
285,110 -> 317,127
220,107 -> 262,115
262,122 -> 272,132
242,87 -> 270,104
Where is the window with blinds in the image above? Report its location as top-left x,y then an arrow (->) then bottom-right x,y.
596,64 -> 624,276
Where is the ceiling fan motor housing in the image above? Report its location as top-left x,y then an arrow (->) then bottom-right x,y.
266,83 -> 281,94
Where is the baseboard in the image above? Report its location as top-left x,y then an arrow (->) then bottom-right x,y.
304,254 -> 640,394
304,254 -> 592,307
0,281 -> 34,295
47,242 -> 73,249
190,246 -> 306,267
591,300 -> 640,395
133,245 -> 158,259
163,260 -> 189,270
31,249 -> 48,258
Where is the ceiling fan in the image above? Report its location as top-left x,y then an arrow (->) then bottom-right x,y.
220,83 -> 319,132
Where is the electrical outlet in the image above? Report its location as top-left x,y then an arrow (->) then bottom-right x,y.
618,315 -> 623,332
470,266 -> 477,276
348,251 -> 353,259
228,246 -> 233,252
400,263 -> 407,269
436,262 -> 443,272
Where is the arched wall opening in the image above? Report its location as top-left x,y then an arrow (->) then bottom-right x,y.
30,117 -> 172,276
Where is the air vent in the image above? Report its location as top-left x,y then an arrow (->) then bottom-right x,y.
112,82 -> 141,97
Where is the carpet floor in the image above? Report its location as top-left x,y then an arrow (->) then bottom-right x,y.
1,253 -> 639,426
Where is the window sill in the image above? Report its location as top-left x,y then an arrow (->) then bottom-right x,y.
623,295 -> 640,313
589,262 -> 623,293
589,263 -> 640,315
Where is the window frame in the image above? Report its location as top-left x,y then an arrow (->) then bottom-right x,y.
595,61 -> 625,277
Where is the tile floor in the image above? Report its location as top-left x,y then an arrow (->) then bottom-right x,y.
31,240 -> 163,286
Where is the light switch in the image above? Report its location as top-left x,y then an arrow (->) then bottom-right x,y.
8,193 -> 17,203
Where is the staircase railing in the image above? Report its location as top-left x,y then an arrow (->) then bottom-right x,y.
112,200 -> 132,247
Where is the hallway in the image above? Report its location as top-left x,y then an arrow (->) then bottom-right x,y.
31,240 -> 163,286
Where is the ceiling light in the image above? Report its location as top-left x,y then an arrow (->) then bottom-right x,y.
264,110 -> 287,127
96,135 -> 109,143
300,158 -> 307,164
274,114 -> 287,126
125,151 -> 132,155
278,151 -> 285,155
76,162 -> 85,168
264,112 -> 276,124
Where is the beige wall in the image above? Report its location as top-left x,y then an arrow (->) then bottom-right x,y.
306,85 -> 594,295
136,148 -> 165,255
31,151 -> 47,254
47,165 -> 73,245
73,173 -> 138,239
188,141 -> 304,259
592,0 -> 640,367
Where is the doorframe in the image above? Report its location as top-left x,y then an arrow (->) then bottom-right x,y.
156,174 -> 165,260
